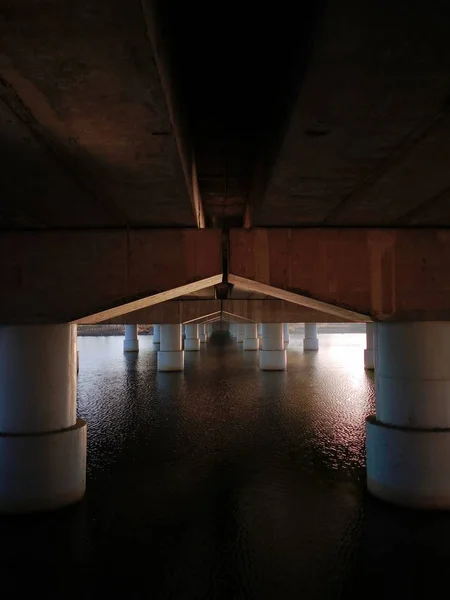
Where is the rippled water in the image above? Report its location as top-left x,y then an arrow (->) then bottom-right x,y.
1,331 -> 450,598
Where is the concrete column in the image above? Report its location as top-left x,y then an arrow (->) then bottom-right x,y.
237,324 -> 245,343
199,323 -> 207,343
153,324 -> 160,348
364,322 -> 376,370
283,323 -> 290,346
243,323 -> 259,350
123,324 -> 139,352
157,324 -> 184,371
366,322 -> 450,509
0,325 -> 86,513
258,323 -> 262,338
304,323 -> 319,351
260,323 -> 286,370
184,324 -> 200,351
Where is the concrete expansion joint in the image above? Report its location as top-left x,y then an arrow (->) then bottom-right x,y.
366,415 -> 450,434
0,418 -> 87,438
377,375 -> 450,382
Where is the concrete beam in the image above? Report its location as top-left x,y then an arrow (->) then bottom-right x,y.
229,228 -> 450,321
223,300 -> 354,323
102,301 -> 221,325
0,229 -> 221,324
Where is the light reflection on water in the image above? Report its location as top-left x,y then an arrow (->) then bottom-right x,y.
2,332 -> 450,598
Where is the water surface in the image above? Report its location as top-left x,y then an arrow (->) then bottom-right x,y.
0,332 -> 449,598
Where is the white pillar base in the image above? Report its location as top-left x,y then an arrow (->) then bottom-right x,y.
123,324 -> 139,352
303,338 -> 319,351
364,348 -> 375,370
366,416 -> 450,509
184,338 -> 200,351
199,334 -> 207,343
260,350 -> 286,371
157,350 -> 184,371
123,338 -> 139,352
243,338 -> 259,351
0,419 -> 86,513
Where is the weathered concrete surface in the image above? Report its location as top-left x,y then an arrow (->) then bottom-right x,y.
256,0 -> 450,227
0,0 -> 197,228
0,229 -> 221,324
229,228 -> 450,321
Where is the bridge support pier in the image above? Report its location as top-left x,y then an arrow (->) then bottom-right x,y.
284,323 -> 290,346
260,323 -> 286,370
367,322 -> 450,509
304,323 -> 319,351
0,325 -> 86,513
199,324 -> 207,343
243,323 -> 259,350
157,325 -> 184,371
364,323 -> 376,370
123,324 -> 139,352
184,324 -> 200,351
153,324 -> 160,349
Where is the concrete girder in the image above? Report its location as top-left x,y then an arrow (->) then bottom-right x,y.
102,302 -> 221,325
0,229 -> 221,324
229,228 -> 450,321
222,300 -> 354,323
0,0 -> 199,229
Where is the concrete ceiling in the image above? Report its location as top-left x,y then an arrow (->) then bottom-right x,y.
1,0 -> 450,230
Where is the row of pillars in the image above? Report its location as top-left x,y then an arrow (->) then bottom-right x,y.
124,323 -> 212,371
229,323 -> 319,370
125,322 -> 321,372
0,321 -> 449,512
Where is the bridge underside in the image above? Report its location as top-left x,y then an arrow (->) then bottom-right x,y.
1,227 -> 450,324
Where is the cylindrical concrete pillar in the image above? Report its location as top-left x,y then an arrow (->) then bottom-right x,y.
237,324 -> 245,343
283,323 -> 290,346
123,324 -> 139,352
364,322 -> 376,370
260,323 -> 286,370
304,323 -> 319,351
184,324 -> 200,351
366,322 -> 450,509
243,323 -> 259,351
0,325 -> 86,513
157,324 -> 184,371
199,323 -> 207,343
153,324 -> 160,348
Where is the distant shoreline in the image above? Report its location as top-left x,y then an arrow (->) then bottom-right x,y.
77,323 -> 366,336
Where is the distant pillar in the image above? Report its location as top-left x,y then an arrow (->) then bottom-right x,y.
157,325 -> 184,371
123,324 -> 139,352
260,323 -> 286,370
184,324 -> 200,351
0,325 -> 86,512
153,324 -> 160,349
283,323 -> 290,346
367,322 -> 450,509
258,323 -> 262,338
364,323 -> 376,370
237,324 -> 245,343
199,323 -> 207,343
243,323 -> 259,350
304,323 -> 319,351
